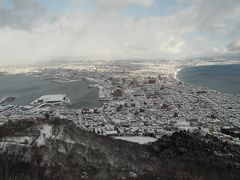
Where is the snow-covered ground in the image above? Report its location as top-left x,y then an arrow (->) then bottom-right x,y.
2,136 -> 33,144
36,124 -> 53,147
113,136 -> 157,144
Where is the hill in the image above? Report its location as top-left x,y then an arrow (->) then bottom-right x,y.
0,118 -> 239,180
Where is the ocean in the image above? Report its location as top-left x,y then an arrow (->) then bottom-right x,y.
0,75 -> 102,108
177,64 -> 240,95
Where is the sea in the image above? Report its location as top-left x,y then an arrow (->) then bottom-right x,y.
0,75 -> 102,108
177,64 -> 240,95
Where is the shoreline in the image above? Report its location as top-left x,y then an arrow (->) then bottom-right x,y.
173,62 -> 240,81
173,68 -> 181,81
173,63 -> 240,96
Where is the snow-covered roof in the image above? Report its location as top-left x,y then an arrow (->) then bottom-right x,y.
31,94 -> 70,105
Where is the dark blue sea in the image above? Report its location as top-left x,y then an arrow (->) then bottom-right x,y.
177,64 -> 240,95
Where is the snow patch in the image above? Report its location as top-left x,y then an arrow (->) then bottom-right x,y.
36,124 -> 53,147
113,136 -> 157,144
55,126 -> 75,144
3,136 -> 33,144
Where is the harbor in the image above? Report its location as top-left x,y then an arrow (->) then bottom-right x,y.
0,62 -> 240,145
0,75 -> 102,108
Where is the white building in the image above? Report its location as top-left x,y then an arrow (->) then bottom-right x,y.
31,94 -> 71,106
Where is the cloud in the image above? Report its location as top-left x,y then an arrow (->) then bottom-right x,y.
0,0 -> 47,29
159,37 -> 185,54
227,38 -> 240,52
172,0 -> 240,33
0,0 -> 240,65
96,0 -> 155,9
0,12 -> 189,65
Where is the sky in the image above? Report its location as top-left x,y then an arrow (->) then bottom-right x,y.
0,0 -> 240,66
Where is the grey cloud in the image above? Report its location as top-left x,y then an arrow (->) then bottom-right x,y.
96,0 -> 155,10
0,0 -> 240,66
0,0 -> 47,29
174,0 -> 240,33
227,38 -> 240,52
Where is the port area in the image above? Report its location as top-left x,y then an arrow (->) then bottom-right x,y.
0,61 -> 240,145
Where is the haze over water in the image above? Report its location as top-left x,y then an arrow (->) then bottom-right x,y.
0,75 -> 102,108
177,64 -> 240,95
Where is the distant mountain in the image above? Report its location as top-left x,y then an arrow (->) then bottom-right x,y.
189,54 -> 240,61
0,118 -> 239,180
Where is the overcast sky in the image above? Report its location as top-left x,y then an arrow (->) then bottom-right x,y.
0,0 -> 240,65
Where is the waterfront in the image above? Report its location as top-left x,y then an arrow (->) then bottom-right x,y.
177,64 -> 240,95
0,75 -> 102,108
0,61 -> 240,145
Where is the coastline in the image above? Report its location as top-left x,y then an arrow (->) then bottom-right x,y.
173,63 -> 240,96
173,68 -> 181,81
173,61 -> 240,82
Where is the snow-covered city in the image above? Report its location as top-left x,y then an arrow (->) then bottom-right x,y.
1,60 -> 240,146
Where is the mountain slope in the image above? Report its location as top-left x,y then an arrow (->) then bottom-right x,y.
0,118 -> 239,180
